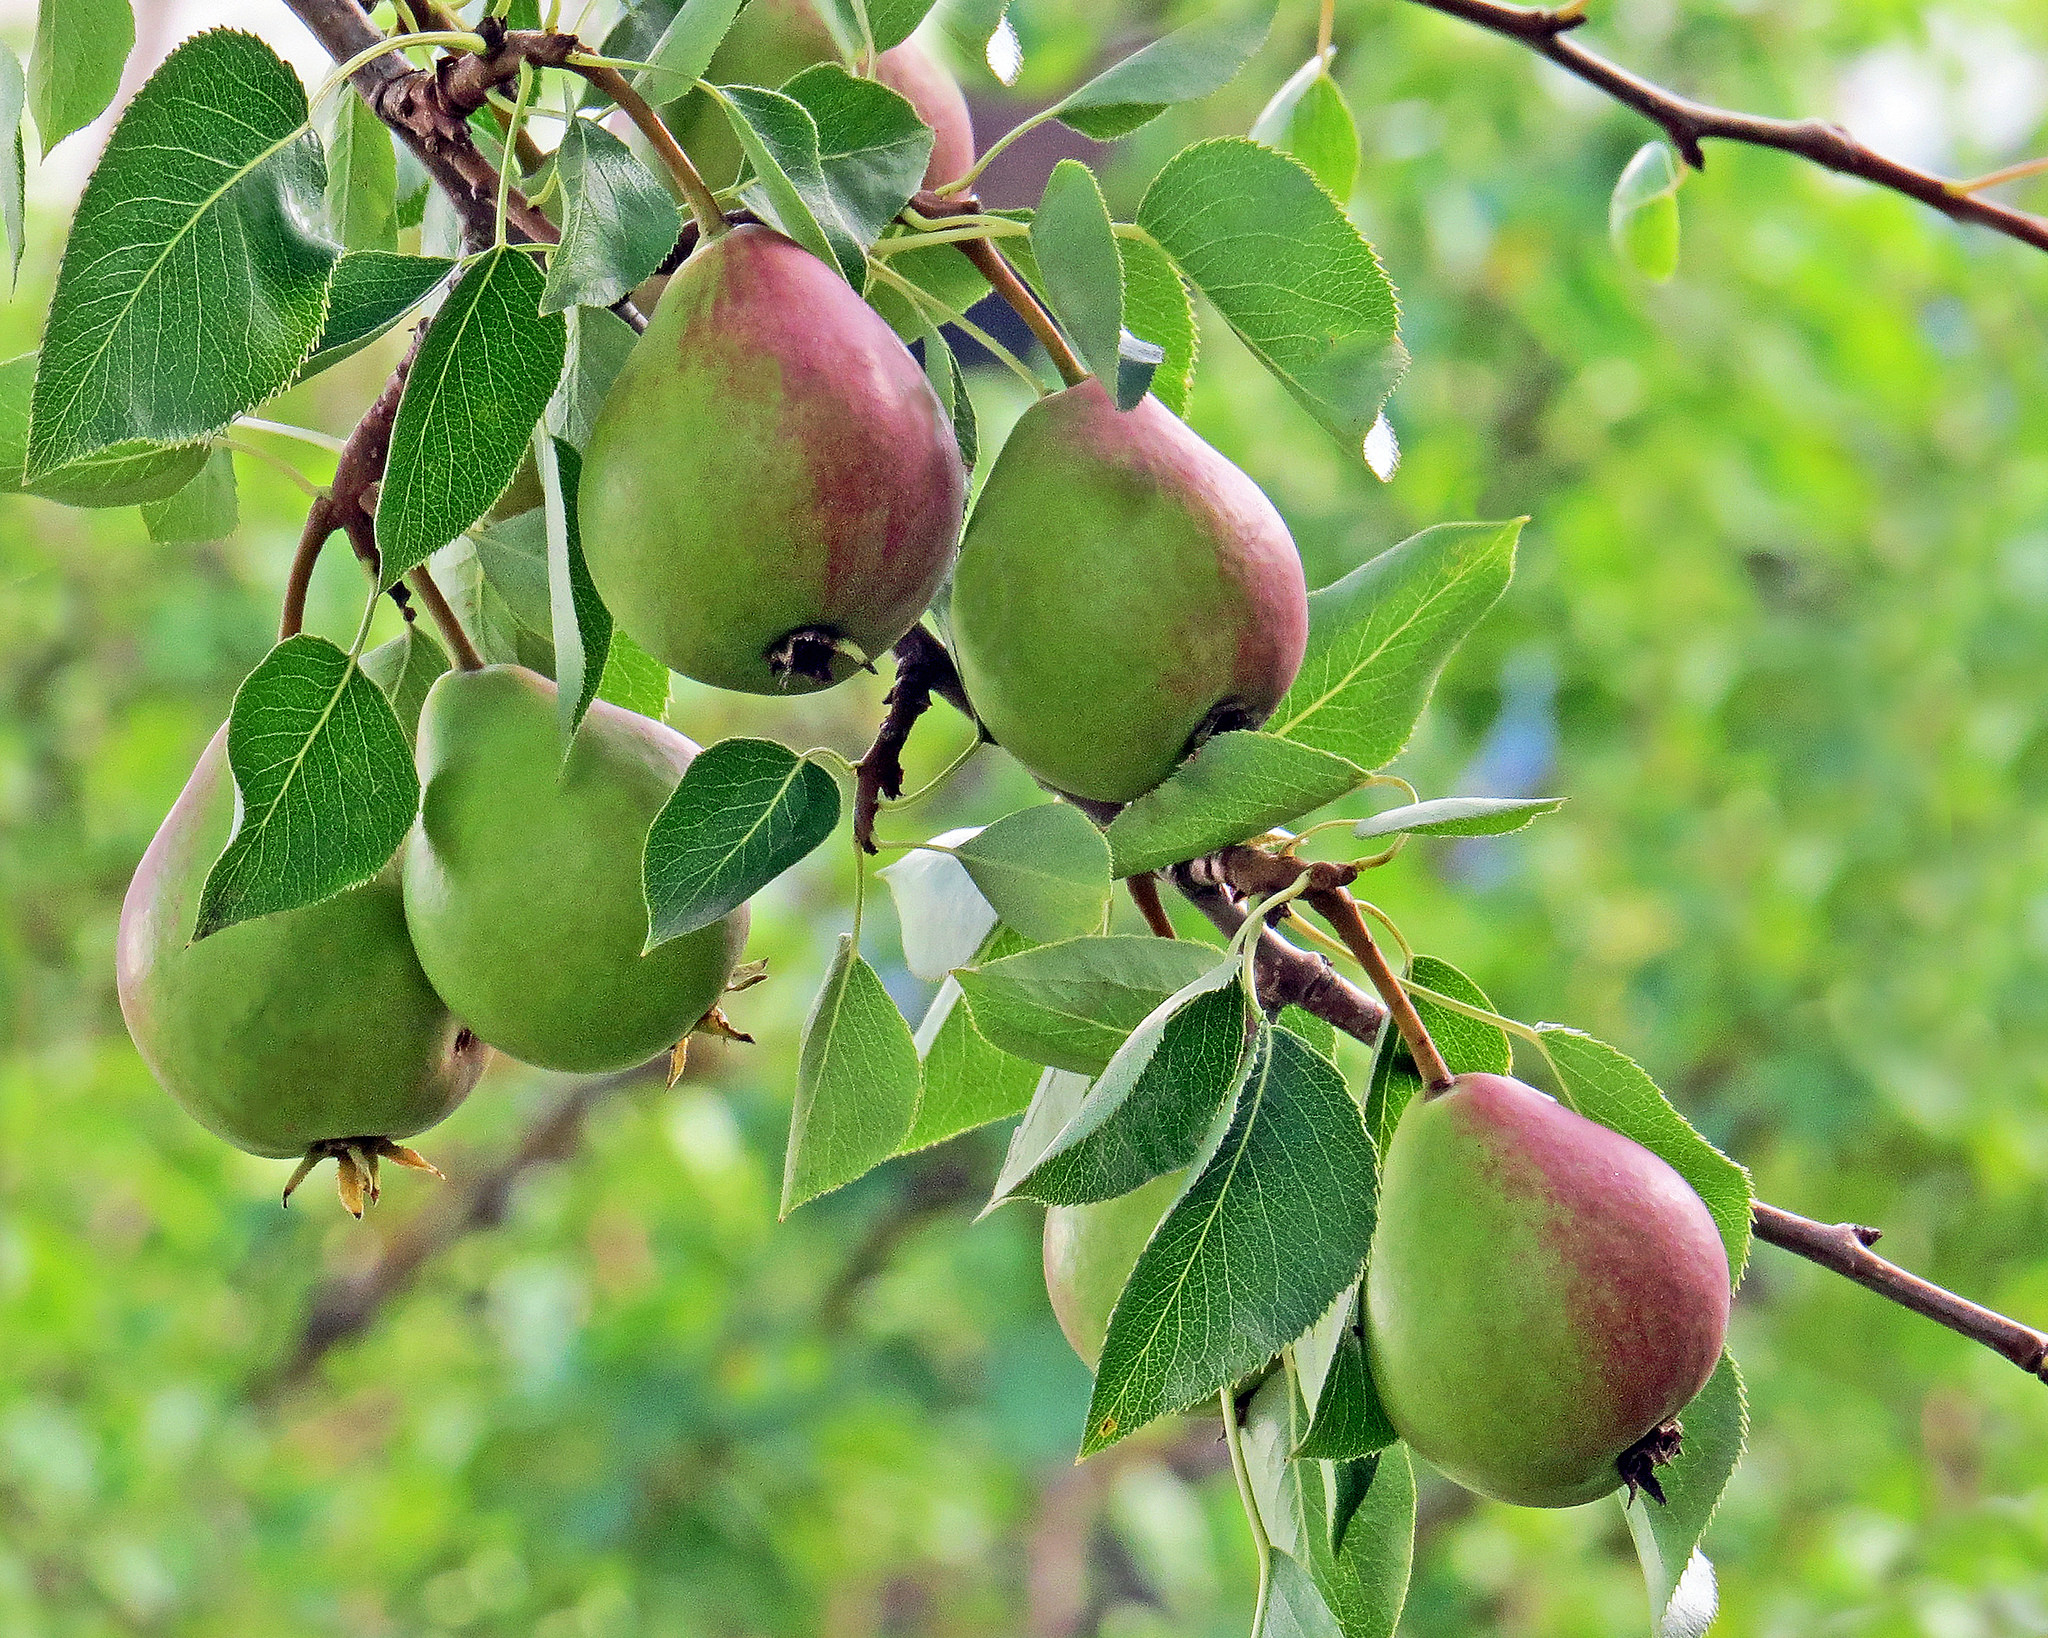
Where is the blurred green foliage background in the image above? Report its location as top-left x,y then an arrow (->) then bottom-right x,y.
6,0 -> 2048,1633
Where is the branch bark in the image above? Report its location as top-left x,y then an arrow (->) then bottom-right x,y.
1407,0 -> 2048,255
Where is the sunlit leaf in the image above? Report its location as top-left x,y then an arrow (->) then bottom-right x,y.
1053,2 -> 1275,140
29,0 -> 132,155
1624,1354 -> 1745,1638
948,802 -> 1112,944
782,935 -> 921,1211
954,934 -> 1220,1074
541,118 -> 681,315
1105,732 -> 1369,878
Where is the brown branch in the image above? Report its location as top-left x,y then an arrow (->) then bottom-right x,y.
1751,1203 -> 2048,1382
1408,0 -> 2048,255
1126,872 -> 1176,938
853,626 -> 980,852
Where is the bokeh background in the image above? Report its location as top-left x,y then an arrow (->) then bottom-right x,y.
6,0 -> 2048,1632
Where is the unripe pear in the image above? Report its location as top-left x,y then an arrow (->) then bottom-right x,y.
1042,1170 -> 1186,1367
1365,1073 -> 1730,1508
116,729 -> 486,1164
949,380 -> 1309,803
579,225 -> 965,693
402,667 -> 749,1073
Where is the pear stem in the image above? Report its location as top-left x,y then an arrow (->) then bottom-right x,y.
577,63 -> 727,240
1127,871 -> 1177,938
955,237 -> 1091,388
1304,886 -> 1455,1090
407,567 -> 484,670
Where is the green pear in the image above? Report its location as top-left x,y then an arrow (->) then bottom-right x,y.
1042,1170 -> 1186,1368
1365,1073 -> 1731,1507
578,225 -> 965,694
949,380 -> 1309,803
403,666 -> 748,1073
116,729 -> 487,1174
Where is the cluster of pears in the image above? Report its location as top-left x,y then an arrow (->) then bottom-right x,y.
1045,1066 -> 1730,1509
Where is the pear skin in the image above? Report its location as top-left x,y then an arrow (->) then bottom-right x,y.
1042,1169 -> 1187,1368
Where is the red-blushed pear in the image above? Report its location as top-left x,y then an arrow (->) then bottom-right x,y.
872,41 -> 976,188
578,225 -> 965,693
1366,1073 -> 1731,1508
402,667 -> 749,1074
1042,1170 -> 1186,1368
949,379 -> 1310,803
116,729 -> 487,1213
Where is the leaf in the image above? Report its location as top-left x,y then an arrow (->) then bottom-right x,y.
948,803 -> 1112,944
1053,2 -> 1276,141
635,0 -> 747,94
29,0 -> 131,155
867,0 -> 942,52
990,1065 -> 1094,1202
1534,1027 -> 1754,1280
1267,1553 -> 1345,1638
1611,141 -> 1682,284
1295,1289 -> 1399,1461
296,252 -> 452,383
1083,1027 -> 1379,1454
538,436 -> 611,743
376,246 -> 567,585
1250,59 -> 1358,201
1268,521 -> 1521,769
596,628 -> 670,720
139,446 -> 237,543
879,827 -> 998,982
1137,138 -> 1405,455
549,305 -> 640,450
1352,795 -> 1564,841
644,738 -> 842,945
26,30 -> 336,480
781,65 -> 933,248
0,44 -> 25,285
1105,732 -> 1369,878
867,237 -> 991,341
1624,1354 -> 1745,1638
954,934 -> 1220,1074
360,622 -> 449,747
1280,1004 -> 1336,1060
469,507 -> 552,635
0,354 -> 204,505
192,635 -> 419,940
1363,955 -> 1509,1153
716,85 -> 863,286
1031,160 -> 1123,387
541,118 -> 682,315
782,935 -> 922,1212
320,90 -> 398,252
906,928 -> 1042,1152
1009,964 -> 1250,1207
1118,232 -> 1196,415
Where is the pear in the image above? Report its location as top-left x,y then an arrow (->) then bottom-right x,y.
1042,1170 -> 1186,1368
1365,1073 -> 1731,1507
403,666 -> 748,1073
948,380 -> 1309,803
116,729 -> 486,1197
579,225 -> 966,693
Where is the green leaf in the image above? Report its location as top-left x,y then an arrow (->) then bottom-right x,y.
542,118 -> 682,316
1534,1026 -> 1754,1280
990,1064 -> 1093,1202
635,0 -> 747,95
0,44 -> 25,285
1294,1288 -> 1399,1461
26,30 -> 336,481
1008,964 -> 1250,1207
1611,141 -> 1682,284
644,738 -> 842,945
1031,160 -> 1123,387
947,803 -> 1112,944
296,252 -> 453,383
139,446 -> 237,543
376,246 -> 567,585
538,436 -> 611,744
782,65 -> 933,248
1268,521 -> 1521,768
1352,795 -> 1564,841
1137,138 -> 1405,455
1280,1005 -> 1336,1060
1118,232 -> 1196,415
1250,59 -> 1358,202
360,622 -> 449,747
1084,1027 -> 1378,1453
595,627 -> 670,720
29,0 -> 132,155
1053,2 -> 1275,141
906,928 -> 1043,1152
320,91 -> 397,253
0,355 -> 204,504
469,507 -> 552,635
912,314 -> 978,469
192,635 -> 419,940
867,0 -> 942,53
549,305 -> 640,450
866,237 -> 991,341
1363,955 -> 1509,1153
782,935 -> 922,1212
716,85 -> 864,286
1267,1553 -> 1345,1638
1624,1353 -> 1743,1638
954,934 -> 1219,1074
879,827 -> 999,982
1105,732 -> 1369,878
